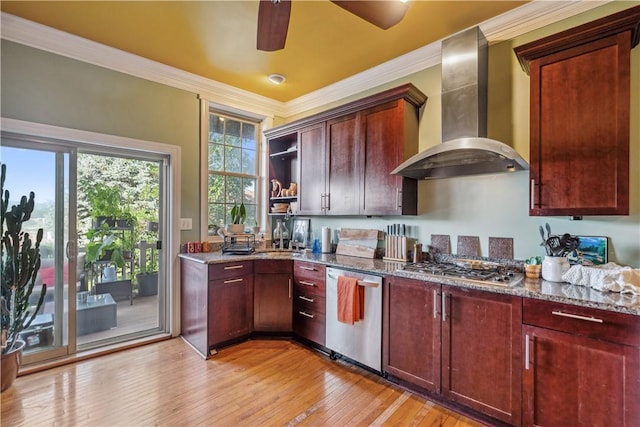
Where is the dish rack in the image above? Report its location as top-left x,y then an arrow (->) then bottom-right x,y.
222,234 -> 256,255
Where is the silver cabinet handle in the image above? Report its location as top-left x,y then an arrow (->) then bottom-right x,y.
552,310 -> 603,323
396,189 -> 402,208
299,295 -> 314,303
299,311 -> 314,319
525,334 -> 530,370
289,278 -> 292,299
224,265 -> 244,270
530,179 -> 535,209
299,280 -> 316,287
433,289 -> 438,319
223,278 -> 243,284
299,266 -> 316,271
441,291 -> 447,321
325,193 -> 330,212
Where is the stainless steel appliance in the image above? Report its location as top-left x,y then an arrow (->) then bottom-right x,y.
399,260 -> 524,286
325,267 -> 383,373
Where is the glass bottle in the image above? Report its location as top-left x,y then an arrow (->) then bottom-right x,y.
272,219 -> 289,248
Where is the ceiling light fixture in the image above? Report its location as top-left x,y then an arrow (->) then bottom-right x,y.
268,74 -> 286,85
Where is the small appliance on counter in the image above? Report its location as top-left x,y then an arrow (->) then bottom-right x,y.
222,234 -> 255,255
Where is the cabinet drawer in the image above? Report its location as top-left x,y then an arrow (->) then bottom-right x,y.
209,261 -> 253,280
294,293 -> 325,315
294,278 -> 325,298
523,298 -> 639,347
254,259 -> 292,274
293,307 -> 326,345
294,261 -> 326,283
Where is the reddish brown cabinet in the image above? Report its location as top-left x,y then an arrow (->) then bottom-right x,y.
522,299 -> 640,427
181,259 -> 253,358
265,84 -> 426,217
253,259 -> 293,332
515,7 -> 640,216
383,278 -> 522,426
442,286 -> 522,426
383,276 -> 440,392
292,261 -> 326,345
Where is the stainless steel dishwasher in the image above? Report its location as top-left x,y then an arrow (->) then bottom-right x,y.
325,267 -> 383,373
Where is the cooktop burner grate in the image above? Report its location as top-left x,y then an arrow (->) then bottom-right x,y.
399,261 -> 523,285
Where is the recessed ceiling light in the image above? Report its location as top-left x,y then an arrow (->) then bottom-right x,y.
268,74 -> 286,85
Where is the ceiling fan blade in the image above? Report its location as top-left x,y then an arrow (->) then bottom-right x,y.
331,1 -> 409,30
257,0 -> 292,51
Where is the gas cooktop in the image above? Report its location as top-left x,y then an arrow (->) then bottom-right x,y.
398,260 -> 523,286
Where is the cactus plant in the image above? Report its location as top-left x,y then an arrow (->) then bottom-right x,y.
1,162 -> 47,355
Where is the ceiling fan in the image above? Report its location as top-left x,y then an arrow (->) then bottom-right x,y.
257,0 -> 410,51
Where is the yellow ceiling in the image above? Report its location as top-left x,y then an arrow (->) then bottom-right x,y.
1,1 -> 528,102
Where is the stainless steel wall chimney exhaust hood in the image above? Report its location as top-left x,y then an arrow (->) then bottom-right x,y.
392,27 -> 528,180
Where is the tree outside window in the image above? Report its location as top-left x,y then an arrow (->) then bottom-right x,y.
207,112 -> 258,232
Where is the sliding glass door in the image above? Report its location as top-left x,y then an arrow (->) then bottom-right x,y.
1,138 -> 77,364
2,131 -> 170,363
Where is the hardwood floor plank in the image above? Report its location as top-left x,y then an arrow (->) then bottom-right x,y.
2,338 -> 486,427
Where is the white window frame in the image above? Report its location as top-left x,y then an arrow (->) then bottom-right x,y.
200,100 -> 271,241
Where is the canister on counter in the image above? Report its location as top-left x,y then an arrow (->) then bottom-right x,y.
187,241 -> 202,253
201,241 -> 210,253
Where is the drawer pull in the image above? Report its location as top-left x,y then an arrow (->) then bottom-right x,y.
299,266 -> 316,271
299,311 -> 315,319
552,310 -> 603,323
299,280 -> 316,287
223,278 -> 244,284
299,295 -> 315,303
224,265 -> 244,270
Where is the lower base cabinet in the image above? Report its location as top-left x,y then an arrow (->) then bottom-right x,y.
384,276 -> 522,426
523,299 -> 640,427
292,261 -> 326,345
253,260 -> 293,332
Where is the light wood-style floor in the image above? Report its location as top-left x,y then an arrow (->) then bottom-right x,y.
2,338 -> 486,426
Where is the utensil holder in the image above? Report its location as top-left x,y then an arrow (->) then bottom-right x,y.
541,256 -> 569,282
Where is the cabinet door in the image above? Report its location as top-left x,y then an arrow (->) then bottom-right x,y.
253,273 -> 293,332
441,286 -> 522,426
208,275 -> 253,346
383,277 -> 440,392
523,325 -> 640,427
326,114 -> 360,215
361,100 -> 418,216
528,33 -> 630,215
297,123 -> 326,215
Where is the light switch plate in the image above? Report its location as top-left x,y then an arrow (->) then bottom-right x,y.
179,218 -> 192,230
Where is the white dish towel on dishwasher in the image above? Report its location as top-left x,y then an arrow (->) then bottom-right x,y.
562,262 -> 640,295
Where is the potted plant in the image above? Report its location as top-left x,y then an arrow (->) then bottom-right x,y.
85,225 -> 125,269
86,183 -> 122,228
136,243 -> 158,297
227,201 -> 246,234
1,163 -> 47,392
524,256 -> 542,279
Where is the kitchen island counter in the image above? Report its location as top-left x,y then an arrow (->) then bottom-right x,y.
179,251 -> 639,316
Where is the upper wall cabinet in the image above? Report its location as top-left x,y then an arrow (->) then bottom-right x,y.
265,84 -> 427,217
514,6 -> 640,216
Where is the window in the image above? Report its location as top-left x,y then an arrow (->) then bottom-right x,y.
207,111 -> 259,232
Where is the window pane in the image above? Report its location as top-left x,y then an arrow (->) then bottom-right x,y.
208,174 -> 225,204
242,149 -> 256,175
225,146 -> 241,173
243,178 -> 256,204
208,143 -> 224,171
242,123 -> 256,149
208,203 -> 225,229
225,120 -> 241,147
209,115 -> 224,142
226,176 -> 243,205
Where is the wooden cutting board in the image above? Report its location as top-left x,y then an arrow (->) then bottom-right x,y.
335,228 -> 383,258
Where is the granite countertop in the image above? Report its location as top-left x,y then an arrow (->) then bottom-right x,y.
179,251 -> 640,316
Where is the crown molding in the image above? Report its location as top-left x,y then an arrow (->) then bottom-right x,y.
1,1 -> 612,118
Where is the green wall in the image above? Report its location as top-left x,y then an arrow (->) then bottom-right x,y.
2,1 -> 639,265
1,40 -> 202,242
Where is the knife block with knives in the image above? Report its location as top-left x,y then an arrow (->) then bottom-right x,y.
383,224 -> 415,262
